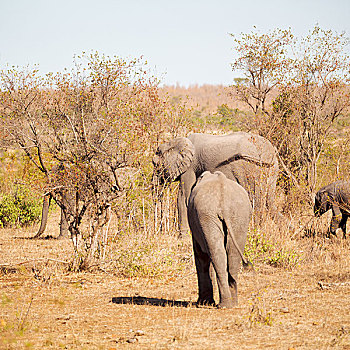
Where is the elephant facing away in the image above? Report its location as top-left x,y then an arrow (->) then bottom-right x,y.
314,181 -> 350,238
188,171 -> 252,308
153,132 -> 279,236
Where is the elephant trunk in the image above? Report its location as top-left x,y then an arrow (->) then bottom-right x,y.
34,194 -> 51,238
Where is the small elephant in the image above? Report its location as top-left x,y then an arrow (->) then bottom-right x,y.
187,171 -> 252,308
314,181 -> 350,238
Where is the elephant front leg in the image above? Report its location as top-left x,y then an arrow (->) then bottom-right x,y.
178,172 -> 196,238
177,188 -> 189,238
192,240 -> 215,306
328,206 -> 342,238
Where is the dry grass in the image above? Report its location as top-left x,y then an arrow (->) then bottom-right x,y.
1,209 -> 350,350
160,85 -> 236,113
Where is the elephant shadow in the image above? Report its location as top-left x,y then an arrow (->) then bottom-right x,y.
14,235 -> 61,240
111,296 -> 194,308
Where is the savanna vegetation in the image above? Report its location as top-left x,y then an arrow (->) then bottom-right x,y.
0,26 -> 350,349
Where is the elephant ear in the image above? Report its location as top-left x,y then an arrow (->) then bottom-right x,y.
159,137 -> 195,181
316,189 -> 332,210
322,189 -> 332,202
316,189 -> 325,202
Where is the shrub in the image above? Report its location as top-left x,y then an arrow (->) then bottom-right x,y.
0,52 -> 192,270
245,227 -> 301,269
0,186 -> 42,227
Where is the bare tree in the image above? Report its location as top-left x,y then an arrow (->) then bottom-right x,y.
230,28 -> 293,126
0,53 -> 180,269
230,26 -> 350,199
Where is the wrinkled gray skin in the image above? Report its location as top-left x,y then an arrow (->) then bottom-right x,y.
314,181 -> 350,238
34,167 -> 135,239
188,171 -> 252,308
153,132 -> 279,236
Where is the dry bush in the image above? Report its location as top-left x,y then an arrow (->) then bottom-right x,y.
160,84 -> 251,133
0,52 -> 193,270
160,84 -> 242,114
245,215 -> 301,270
230,26 -> 350,198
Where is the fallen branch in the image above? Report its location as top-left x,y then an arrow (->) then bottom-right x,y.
0,258 -> 70,269
318,281 -> 350,290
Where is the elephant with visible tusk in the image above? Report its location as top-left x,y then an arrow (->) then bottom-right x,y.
187,171 -> 252,308
153,132 -> 280,236
34,167 -> 136,239
314,180 -> 350,238
34,190 -> 74,239
34,193 -> 68,239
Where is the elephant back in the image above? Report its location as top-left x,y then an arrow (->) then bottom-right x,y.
332,181 -> 350,212
187,132 -> 278,214
188,132 -> 277,170
190,171 -> 252,219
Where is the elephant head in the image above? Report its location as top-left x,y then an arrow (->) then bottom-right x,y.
153,137 -> 195,183
314,189 -> 331,217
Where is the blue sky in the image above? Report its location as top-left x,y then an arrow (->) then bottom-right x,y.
1,0 -> 349,86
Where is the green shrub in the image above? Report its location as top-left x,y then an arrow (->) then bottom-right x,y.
245,228 -> 301,269
0,186 -> 42,228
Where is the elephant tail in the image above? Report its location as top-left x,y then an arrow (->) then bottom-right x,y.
225,220 -> 253,269
242,260 -> 254,271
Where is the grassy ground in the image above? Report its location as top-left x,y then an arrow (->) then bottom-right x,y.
1,211 -> 350,349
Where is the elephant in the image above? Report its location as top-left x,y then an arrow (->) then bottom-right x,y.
153,131 -> 279,236
314,180 -> 350,238
187,171 -> 252,308
33,166 -> 136,239
34,191 -> 73,239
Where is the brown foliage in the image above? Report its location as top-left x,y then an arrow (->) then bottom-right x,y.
230,26 -> 350,198
0,53 -> 192,269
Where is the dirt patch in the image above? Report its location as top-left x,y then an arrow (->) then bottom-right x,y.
1,227 -> 350,349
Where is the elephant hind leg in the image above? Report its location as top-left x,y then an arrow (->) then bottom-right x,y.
192,240 -> 215,306
225,238 -> 244,307
210,247 -> 235,309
